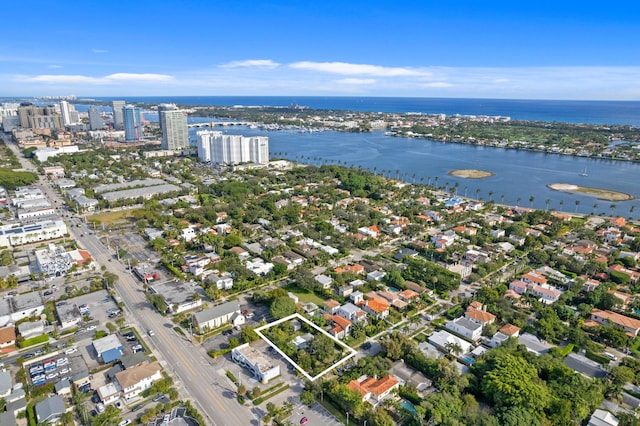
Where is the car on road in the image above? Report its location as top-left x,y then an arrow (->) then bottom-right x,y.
153,394 -> 165,402
131,405 -> 143,412
43,290 -> 53,296
64,347 -> 77,355
300,417 -> 308,425
87,325 -> 97,331
23,353 -> 34,359
147,330 -> 155,337
118,420 -> 131,426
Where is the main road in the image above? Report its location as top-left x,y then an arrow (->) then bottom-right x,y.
2,133 -> 256,426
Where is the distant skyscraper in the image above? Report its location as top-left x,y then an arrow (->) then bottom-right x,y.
196,130 -> 269,164
88,106 -> 105,130
123,105 -> 144,141
17,103 -> 62,130
59,101 -> 72,126
112,100 -> 125,130
159,104 -> 188,150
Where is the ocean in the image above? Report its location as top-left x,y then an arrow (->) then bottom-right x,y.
82,96 -> 640,126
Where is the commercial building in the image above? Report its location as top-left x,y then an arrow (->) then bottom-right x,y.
0,293 -> 45,327
196,130 -> 269,165
93,335 -> 124,363
123,105 -> 144,141
112,100 -> 125,130
159,104 -> 189,150
231,343 -> 280,383
88,106 -> 105,130
17,104 -> 62,130
0,219 -> 67,248
192,300 -> 244,334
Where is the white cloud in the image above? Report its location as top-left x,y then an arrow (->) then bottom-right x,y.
48,65 -> 63,69
92,49 -> 109,53
220,59 -> 280,69
336,78 -> 377,85
16,73 -> 174,85
289,61 -> 430,77
420,82 -> 454,88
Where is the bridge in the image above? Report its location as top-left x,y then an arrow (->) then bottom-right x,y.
187,121 -> 254,129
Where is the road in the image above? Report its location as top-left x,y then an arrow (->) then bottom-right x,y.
2,133 -> 256,426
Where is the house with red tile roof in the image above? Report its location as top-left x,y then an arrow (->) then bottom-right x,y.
398,289 -> 420,302
608,289 -> 632,307
363,299 -> 390,319
609,264 -> 640,283
348,375 -> 399,407
589,309 -> 640,336
0,325 -> 16,349
465,308 -> 496,326
323,299 -> 341,314
330,315 -> 352,340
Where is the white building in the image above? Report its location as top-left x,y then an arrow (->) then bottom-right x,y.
115,361 -> 162,401
34,244 -> 72,277
445,317 -> 483,341
159,105 -> 189,150
232,343 -> 280,383
192,300 -> 244,334
197,130 -> 269,165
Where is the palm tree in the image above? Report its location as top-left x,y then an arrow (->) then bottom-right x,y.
575,199 -> 581,213
610,204 -> 617,216
445,342 -> 463,357
516,196 -> 522,207
475,188 -> 481,200
529,196 -> 535,208
593,203 -> 599,215
545,198 -> 551,211
559,199 -> 565,211
488,191 -> 494,202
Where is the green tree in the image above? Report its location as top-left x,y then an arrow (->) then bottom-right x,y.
269,296 -> 296,319
105,322 -> 116,333
481,353 -> 550,411
91,405 -> 122,426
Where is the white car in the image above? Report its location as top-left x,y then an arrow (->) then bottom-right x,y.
46,372 -> 59,380
64,347 -> 77,355
118,420 -> 131,426
59,368 -> 70,375
147,330 -> 155,337
57,357 -> 69,365
87,325 -> 97,331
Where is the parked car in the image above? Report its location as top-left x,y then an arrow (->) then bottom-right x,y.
300,418 -> 308,425
118,420 -> 131,426
147,330 -> 155,337
65,347 -> 77,355
87,325 -> 97,331
96,403 -> 105,414
153,394 -> 165,402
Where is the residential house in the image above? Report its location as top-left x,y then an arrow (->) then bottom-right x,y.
363,299 -> 390,319
207,274 -> 233,290
446,317 -> 483,341
349,291 -> 364,304
315,274 -> 333,289
608,289 -> 631,307
588,309 -> 640,336
229,246 -> 250,260
367,270 -> 386,282
54,379 -> 71,396
115,361 -> 162,401
97,382 -> 121,405
35,395 -> 66,424
337,303 -> 367,323
348,375 -> 399,407
184,254 -> 210,277
323,299 -> 341,315
330,315 -> 352,340
0,325 -> 16,349
398,289 -> 420,303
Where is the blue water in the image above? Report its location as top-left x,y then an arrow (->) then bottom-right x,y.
76,96 -> 640,126
388,287 -> 400,293
461,356 -> 476,364
401,400 -> 417,414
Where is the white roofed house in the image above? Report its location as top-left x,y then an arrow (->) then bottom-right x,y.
315,274 -> 333,289
207,274 -> 233,290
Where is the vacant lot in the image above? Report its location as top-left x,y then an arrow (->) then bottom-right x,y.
88,209 -> 142,226
283,284 -> 325,306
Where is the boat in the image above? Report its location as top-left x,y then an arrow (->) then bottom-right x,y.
579,167 -> 588,177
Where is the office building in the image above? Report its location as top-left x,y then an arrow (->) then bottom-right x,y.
196,130 -> 269,165
123,105 -> 144,142
17,104 -> 62,130
111,100 -> 125,130
88,106 -> 105,130
159,104 -> 188,150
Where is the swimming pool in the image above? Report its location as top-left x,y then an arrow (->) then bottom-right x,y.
460,355 -> 475,364
401,400 -> 417,414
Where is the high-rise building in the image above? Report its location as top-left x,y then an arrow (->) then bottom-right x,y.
17,103 -> 62,130
159,104 -> 188,150
112,100 -> 125,130
59,101 -> 72,126
196,131 -> 269,165
88,106 -> 105,130
123,105 -> 144,141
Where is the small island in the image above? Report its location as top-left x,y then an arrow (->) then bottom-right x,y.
448,169 -> 494,179
547,183 -> 634,201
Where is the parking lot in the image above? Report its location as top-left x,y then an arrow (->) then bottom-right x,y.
289,402 -> 344,426
26,345 -> 88,387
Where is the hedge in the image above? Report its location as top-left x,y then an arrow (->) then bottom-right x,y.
253,384 -> 290,405
18,334 -> 49,348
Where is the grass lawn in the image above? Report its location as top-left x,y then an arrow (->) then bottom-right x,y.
630,337 -> 640,356
87,209 -> 142,226
283,284 -> 326,306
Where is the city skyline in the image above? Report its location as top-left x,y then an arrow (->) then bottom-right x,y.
2,0 -> 639,100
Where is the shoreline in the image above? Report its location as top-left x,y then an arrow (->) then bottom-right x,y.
547,183 -> 634,201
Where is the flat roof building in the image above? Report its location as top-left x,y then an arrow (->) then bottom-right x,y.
231,343 -> 280,383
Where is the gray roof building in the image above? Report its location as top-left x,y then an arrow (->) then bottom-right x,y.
35,395 -> 66,424
192,300 -> 243,334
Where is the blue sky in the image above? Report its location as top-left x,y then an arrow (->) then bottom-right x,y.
2,0 -> 639,99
